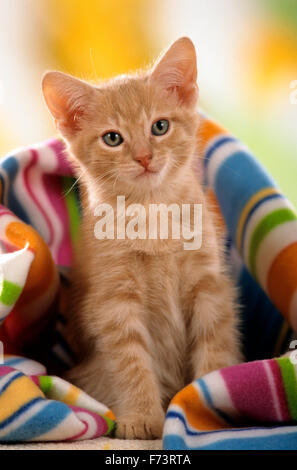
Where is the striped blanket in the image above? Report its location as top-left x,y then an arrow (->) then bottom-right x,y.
0,113 -> 296,446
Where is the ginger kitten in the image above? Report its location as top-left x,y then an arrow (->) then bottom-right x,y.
42,37 -> 241,439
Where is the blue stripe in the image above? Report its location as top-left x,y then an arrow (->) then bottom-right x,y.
214,151 -> 277,243
0,372 -> 23,395
1,400 -> 72,441
163,429 -> 297,450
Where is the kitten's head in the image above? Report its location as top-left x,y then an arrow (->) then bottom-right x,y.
42,37 -> 199,201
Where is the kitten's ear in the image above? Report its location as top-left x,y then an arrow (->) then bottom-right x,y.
42,71 -> 95,136
151,37 -> 198,106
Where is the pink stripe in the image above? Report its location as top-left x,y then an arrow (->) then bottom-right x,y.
23,149 -> 55,247
30,376 -> 40,387
48,139 -> 75,176
221,360 -> 281,422
42,174 -> 72,266
0,366 -> 15,376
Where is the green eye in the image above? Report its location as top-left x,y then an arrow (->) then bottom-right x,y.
152,119 -> 169,136
102,132 -> 123,147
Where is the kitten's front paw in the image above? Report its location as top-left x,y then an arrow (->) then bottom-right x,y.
115,412 -> 164,440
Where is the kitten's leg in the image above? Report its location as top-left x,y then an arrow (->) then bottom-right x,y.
68,295 -> 164,439
189,273 -> 242,379
101,299 -> 164,439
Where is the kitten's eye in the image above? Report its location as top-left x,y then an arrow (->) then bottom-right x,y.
151,119 -> 169,136
102,132 -> 123,147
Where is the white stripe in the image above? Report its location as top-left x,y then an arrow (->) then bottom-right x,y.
206,140 -> 249,189
0,245 -> 34,286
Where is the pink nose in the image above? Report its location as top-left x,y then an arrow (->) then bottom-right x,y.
135,153 -> 152,169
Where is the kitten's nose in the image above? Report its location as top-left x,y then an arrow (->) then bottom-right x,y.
135,153 -> 152,169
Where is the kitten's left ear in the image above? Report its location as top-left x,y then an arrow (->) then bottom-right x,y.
151,37 -> 198,106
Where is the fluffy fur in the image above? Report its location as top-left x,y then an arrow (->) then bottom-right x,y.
42,37 -> 242,439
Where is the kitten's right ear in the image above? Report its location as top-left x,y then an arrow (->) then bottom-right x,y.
42,71 -> 95,137
151,37 -> 198,107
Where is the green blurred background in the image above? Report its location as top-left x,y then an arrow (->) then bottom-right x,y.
0,0 -> 296,204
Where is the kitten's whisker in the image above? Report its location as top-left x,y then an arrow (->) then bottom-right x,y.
63,170 -> 86,198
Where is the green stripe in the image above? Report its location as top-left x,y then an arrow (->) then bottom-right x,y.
62,177 -> 81,244
39,375 -> 53,395
248,208 -> 297,278
0,280 -> 22,306
277,357 -> 297,420
104,416 -> 115,435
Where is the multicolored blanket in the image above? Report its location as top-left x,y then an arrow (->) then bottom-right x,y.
0,113 -> 296,447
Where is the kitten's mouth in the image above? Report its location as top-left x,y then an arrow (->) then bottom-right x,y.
136,169 -> 159,179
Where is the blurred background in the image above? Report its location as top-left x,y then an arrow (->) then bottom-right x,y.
0,0 -> 296,204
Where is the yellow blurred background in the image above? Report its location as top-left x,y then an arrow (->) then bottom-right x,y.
0,0 -> 297,204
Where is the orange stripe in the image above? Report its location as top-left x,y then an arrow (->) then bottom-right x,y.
5,221 -> 56,305
267,242 -> 297,321
105,409 -> 116,420
197,117 -> 228,154
171,383 -> 228,431
63,385 -> 80,405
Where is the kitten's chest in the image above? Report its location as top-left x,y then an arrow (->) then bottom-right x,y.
141,252 -> 182,311
140,252 -> 188,396
140,252 -> 187,350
